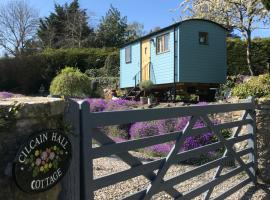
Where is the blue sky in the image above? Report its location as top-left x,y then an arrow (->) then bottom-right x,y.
26,0 -> 183,32
26,0 -> 270,38
1,0 -> 270,38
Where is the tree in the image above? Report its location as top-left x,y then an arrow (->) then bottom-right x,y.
149,27 -> 161,33
262,0 -> 270,10
64,0 -> 93,48
126,22 -> 145,41
180,0 -> 270,76
95,5 -> 128,47
38,5 -> 66,48
38,0 -> 93,48
0,0 -> 39,56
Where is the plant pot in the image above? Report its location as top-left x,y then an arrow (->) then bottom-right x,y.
140,97 -> 147,104
148,98 -> 152,105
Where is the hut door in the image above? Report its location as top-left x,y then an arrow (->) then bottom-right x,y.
141,39 -> 150,81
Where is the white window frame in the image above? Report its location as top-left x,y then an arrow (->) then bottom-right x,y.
156,33 -> 170,54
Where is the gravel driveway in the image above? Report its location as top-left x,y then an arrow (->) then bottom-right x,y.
93,152 -> 270,200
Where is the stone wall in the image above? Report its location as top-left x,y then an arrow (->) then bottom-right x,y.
0,97 -> 66,200
254,98 -> 270,183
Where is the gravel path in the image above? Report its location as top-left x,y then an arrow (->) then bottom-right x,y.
93,152 -> 270,200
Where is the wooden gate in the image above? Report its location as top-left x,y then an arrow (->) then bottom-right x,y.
65,97 -> 257,200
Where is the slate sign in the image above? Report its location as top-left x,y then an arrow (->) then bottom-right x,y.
13,130 -> 72,193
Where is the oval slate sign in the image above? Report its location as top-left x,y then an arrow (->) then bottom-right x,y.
13,130 -> 72,193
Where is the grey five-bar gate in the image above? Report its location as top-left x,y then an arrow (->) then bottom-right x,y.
65,97 -> 257,200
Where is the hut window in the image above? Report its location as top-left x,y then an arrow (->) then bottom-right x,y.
125,46 -> 132,63
157,33 -> 170,54
199,32 -> 209,45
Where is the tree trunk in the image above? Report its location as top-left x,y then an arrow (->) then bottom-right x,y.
246,30 -> 254,76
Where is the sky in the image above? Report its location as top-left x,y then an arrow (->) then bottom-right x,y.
25,0 -> 184,32
22,0 -> 270,38
0,0 -> 269,55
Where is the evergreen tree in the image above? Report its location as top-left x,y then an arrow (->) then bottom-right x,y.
262,0 -> 270,10
38,0 -> 93,48
95,5 -> 128,47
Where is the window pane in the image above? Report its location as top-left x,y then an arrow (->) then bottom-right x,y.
199,32 -> 208,45
164,34 -> 169,51
125,46 -> 131,63
156,34 -> 169,54
157,37 -> 162,53
161,36 -> 164,52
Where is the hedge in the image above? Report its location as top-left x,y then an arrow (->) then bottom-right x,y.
0,48 -> 118,94
227,38 -> 270,75
1,38 -> 270,94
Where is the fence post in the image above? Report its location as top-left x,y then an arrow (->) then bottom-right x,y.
247,97 -> 257,185
60,100 -> 81,200
80,101 -> 94,200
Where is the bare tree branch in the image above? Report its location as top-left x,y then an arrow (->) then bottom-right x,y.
0,0 -> 39,56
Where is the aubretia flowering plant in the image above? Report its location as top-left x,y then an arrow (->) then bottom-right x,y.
86,98 -> 107,112
84,99 -> 222,158
86,98 -> 139,112
147,143 -> 173,156
105,99 -> 139,111
129,121 -> 164,139
0,91 -> 19,99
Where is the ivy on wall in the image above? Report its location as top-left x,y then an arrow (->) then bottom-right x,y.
0,104 -> 20,131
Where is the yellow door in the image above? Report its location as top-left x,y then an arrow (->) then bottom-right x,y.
141,39 -> 150,81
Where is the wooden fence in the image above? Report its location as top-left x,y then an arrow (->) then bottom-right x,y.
62,97 -> 257,200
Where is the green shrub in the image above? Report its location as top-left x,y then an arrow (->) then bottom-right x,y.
175,94 -> 199,102
104,52 -> 120,77
49,67 -> 91,97
139,80 -> 153,91
89,77 -> 119,89
139,80 -> 154,97
85,68 -> 107,77
0,48 -> 117,94
232,74 -> 270,98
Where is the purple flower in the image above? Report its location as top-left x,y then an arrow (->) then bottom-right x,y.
41,151 -> 48,161
105,99 -> 139,111
86,98 -> 107,112
35,158 -> 41,166
196,102 -> 208,106
0,91 -> 18,98
49,152 -> 55,160
129,121 -> 164,139
147,143 -> 173,155
175,117 -> 190,131
85,98 -> 139,112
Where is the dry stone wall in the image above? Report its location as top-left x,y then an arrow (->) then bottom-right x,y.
0,97 -> 66,200
255,98 -> 270,183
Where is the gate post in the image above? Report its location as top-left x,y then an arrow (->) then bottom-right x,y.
80,101 -> 94,200
60,100 -> 81,200
247,97 -> 257,185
